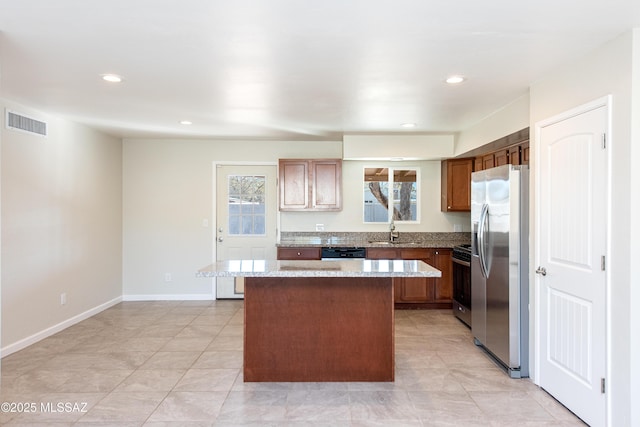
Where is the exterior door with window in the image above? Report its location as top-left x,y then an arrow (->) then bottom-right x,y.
215,164 -> 277,299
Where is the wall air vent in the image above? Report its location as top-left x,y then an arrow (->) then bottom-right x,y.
5,109 -> 48,137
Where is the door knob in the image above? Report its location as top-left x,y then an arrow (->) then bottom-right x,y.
218,236 -> 224,242
535,266 -> 547,276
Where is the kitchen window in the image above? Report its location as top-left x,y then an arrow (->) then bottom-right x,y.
363,167 -> 419,223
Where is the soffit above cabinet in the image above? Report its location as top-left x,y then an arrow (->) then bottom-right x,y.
343,135 -> 454,161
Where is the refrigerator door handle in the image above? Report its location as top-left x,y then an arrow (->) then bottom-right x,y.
477,203 -> 489,278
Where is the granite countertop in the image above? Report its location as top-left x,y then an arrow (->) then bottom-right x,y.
197,259 -> 441,278
277,232 -> 471,249
277,239 -> 468,249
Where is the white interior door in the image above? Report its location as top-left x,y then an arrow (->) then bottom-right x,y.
536,102 -> 608,426
215,164 -> 277,299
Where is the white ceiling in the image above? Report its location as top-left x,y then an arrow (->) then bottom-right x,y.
1,0 -> 639,140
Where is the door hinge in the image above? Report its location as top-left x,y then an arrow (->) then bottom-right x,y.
602,134 -> 607,149
601,255 -> 606,271
601,378 -> 606,394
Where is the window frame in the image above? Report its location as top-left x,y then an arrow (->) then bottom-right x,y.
362,165 -> 421,224
227,174 -> 267,236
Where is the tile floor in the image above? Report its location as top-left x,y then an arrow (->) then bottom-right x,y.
0,301 -> 585,426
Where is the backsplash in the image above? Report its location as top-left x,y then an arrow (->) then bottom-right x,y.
280,231 -> 471,246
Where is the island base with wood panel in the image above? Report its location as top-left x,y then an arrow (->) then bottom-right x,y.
244,276 -> 394,382
196,259 -> 441,382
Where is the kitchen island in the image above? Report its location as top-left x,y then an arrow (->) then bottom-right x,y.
197,259 -> 440,382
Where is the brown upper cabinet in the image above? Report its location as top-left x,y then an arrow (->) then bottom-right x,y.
494,149 -> 509,166
474,156 -> 482,172
482,153 -> 495,170
442,130 -> 530,213
279,159 -> 342,211
521,141 -> 530,165
480,149 -> 509,171
508,145 -> 522,165
441,158 -> 474,212
473,140 -> 530,172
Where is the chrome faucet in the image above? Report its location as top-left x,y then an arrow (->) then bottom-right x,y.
389,218 -> 400,243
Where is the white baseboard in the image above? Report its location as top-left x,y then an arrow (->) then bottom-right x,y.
122,294 -> 215,301
1,296 -> 123,358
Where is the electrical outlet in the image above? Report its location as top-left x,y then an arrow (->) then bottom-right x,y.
453,224 -> 463,232
60,293 -> 67,305
164,273 -> 172,282
315,224 -> 325,231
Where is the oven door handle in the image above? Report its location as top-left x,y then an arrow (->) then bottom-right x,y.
452,257 -> 471,268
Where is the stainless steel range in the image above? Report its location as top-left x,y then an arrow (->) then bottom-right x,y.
452,243 -> 471,327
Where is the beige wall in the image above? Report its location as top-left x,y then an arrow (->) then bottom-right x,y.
122,138 -> 467,299
455,92 -> 530,156
1,100 -> 123,354
282,160 -> 469,233
630,28 -> 640,427
529,30 -> 638,426
122,139 -> 342,299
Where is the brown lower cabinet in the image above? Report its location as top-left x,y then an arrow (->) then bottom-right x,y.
366,247 -> 452,309
277,247 -> 321,260
277,246 -> 453,309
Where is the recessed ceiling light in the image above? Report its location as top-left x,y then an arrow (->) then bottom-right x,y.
101,74 -> 123,83
401,123 -> 416,128
446,75 -> 465,84
180,120 -> 193,125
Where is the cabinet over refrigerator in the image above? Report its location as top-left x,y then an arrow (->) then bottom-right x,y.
471,164 -> 529,378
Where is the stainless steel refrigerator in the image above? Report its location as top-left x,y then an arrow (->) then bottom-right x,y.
471,164 -> 529,378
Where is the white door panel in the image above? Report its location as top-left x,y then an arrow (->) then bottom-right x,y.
537,103 -> 607,426
215,164 -> 277,299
